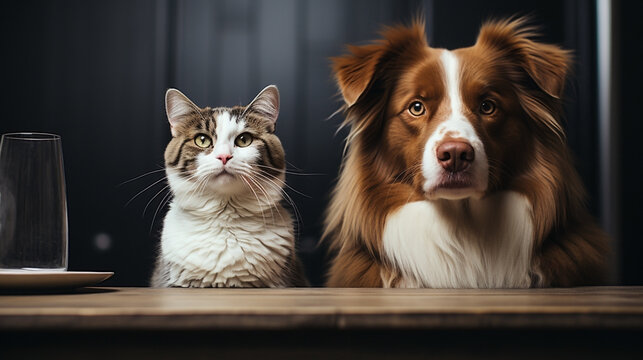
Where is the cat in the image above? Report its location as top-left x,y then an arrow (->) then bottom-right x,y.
151,85 -> 308,288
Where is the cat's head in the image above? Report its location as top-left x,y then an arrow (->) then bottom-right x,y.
164,85 -> 285,200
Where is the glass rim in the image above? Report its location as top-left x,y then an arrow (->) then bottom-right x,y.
2,132 -> 61,141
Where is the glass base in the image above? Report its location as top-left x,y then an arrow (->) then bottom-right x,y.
0,267 -> 67,272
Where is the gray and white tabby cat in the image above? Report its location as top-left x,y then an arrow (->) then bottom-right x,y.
151,85 -> 308,288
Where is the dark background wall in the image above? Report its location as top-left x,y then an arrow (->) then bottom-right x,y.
616,0 -> 643,285
1,0 -> 640,286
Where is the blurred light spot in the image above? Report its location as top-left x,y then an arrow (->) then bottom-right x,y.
93,233 -> 112,251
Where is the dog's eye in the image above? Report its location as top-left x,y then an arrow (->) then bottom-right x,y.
479,100 -> 496,115
408,101 -> 426,116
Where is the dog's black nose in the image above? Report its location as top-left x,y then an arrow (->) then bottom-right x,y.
436,141 -> 475,172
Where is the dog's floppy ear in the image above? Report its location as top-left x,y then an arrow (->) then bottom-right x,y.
332,44 -> 385,107
332,21 -> 428,107
476,17 -> 571,99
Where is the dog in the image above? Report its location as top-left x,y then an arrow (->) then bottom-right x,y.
324,18 -> 608,288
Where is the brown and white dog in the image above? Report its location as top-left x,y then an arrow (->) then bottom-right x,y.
324,18 -> 608,288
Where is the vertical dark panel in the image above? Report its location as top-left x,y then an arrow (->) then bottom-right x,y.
563,0 -> 598,217
174,0 -> 216,104
299,0 -> 347,284
154,0 -> 172,152
174,0 -> 260,106
216,0 -> 253,106
255,0 -> 298,157
618,0 -> 643,285
1,1 -> 47,131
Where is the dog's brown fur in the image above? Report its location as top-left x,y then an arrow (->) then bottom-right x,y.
324,18 -> 608,287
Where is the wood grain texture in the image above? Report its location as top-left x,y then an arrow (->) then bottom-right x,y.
1,287 -> 642,330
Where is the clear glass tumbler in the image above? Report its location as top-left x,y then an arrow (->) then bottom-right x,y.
0,133 -> 68,271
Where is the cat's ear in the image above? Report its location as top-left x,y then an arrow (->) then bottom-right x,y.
243,85 -> 280,130
165,89 -> 200,137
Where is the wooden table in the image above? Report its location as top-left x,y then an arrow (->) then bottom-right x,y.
1,287 -> 642,359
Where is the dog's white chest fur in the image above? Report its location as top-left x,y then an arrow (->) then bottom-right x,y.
382,191 -> 534,288
159,201 -> 293,288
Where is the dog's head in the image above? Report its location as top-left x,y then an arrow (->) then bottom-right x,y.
333,18 -> 570,200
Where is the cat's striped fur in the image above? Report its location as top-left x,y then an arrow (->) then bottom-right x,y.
151,85 -> 308,288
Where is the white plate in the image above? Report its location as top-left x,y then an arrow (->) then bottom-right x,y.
0,270 -> 113,289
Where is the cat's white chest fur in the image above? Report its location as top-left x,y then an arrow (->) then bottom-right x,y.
159,199 -> 294,288
382,191 -> 534,288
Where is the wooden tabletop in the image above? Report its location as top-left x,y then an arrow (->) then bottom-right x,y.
1,286 -> 642,331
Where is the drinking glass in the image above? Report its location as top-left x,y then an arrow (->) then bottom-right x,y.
0,133 -> 68,271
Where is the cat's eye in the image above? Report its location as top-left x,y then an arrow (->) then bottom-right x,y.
479,99 -> 496,115
235,133 -> 253,148
408,101 -> 425,116
194,134 -> 212,148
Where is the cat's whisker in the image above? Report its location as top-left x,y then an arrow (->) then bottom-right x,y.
178,172 -> 205,206
167,171 -> 200,205
122,170 -> 194,229
249,168 -> 298,203
239,174 -> 268,228
271,184 -> 303,232
250,170 -> 296,201
235,165 -> 286,223
143,183 -> 171,216
173,171 -> 201,185
265,180 -> 300,228
242,172 -> 280,224
252,168 -> 311,199
248,170 -> 303,228
195,172 -> 211,196
246,167 -> 293,197
285,160 -> 305,172
119,168 -> 166,186
255,164 -> 324,176
150,190 -> 173,233
125,176 -> 169,207
185,174 -> 209,206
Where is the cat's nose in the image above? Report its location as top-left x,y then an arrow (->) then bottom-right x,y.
216,154 -> 233,165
